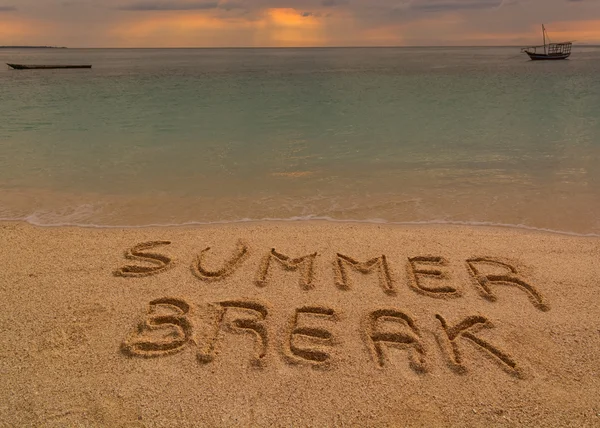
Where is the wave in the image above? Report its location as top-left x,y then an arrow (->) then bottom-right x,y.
0,212 -> 598,238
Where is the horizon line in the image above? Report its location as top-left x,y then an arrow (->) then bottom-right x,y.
2,43 -> 598,49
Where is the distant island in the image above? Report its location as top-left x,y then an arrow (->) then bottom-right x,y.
0,46 -> 67,49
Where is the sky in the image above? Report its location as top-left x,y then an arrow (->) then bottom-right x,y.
1,0 -> 599,47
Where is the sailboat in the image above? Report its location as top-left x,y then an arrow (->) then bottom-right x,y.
521,25 -> 572,60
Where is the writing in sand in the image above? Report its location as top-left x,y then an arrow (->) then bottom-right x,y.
115,240 -> 550,378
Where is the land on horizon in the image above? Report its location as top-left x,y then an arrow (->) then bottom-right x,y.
0,46 -> 66,49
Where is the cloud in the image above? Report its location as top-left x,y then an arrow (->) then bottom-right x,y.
496,0 -> 521,7
106,6 -> 331,47
321,0 -> 348,6
410,0 -> 502,12
118,1 -> 224,11
1,0 -> 600,47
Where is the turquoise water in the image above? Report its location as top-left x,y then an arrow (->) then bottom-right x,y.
1,47 -> 599,233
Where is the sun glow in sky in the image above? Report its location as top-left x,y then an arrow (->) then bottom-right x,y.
0,0 -> 599,47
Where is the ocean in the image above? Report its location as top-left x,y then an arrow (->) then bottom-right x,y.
1,47 -> 599,234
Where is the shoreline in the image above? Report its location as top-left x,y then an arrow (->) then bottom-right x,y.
2,217 -> 599,238
1,220 -> 599,426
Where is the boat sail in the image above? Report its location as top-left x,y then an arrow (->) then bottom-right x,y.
521,25 -> 572,60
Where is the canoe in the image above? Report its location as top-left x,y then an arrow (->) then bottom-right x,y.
7,63 -> 92,70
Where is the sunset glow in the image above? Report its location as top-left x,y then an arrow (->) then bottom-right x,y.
0,0 -> 599,47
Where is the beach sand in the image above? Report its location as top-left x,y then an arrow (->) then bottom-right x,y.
1,221 -> 599,427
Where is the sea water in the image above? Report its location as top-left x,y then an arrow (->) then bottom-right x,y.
1,47 -> 599,234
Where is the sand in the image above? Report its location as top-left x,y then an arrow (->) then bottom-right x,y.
1,220 -> 599,427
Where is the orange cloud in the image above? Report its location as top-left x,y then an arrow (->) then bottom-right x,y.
0,17 -> 49,43
109,8 -> 329,47
360,14 -> 463,46
359,15 -> 600,47
5,2 -> 598,48
549,20 -> 600,43
258,8 -> 325,46
109,12 -> 256,47
266,8 -> 320,28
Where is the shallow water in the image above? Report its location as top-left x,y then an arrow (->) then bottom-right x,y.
1,47 -> 599,233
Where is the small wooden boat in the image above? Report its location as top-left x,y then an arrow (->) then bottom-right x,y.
7,63 -> 92,70
521,25 -> 572,61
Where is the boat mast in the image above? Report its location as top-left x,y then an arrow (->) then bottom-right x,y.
543,24 -> 546,54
